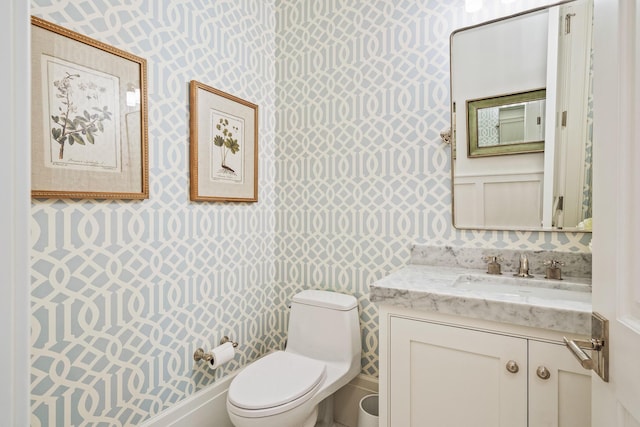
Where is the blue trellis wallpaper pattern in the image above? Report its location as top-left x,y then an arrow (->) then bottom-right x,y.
477,108 -> 501,146
274,0 -> 592,378
30,0 -> 592,425
30,1 -> 278,426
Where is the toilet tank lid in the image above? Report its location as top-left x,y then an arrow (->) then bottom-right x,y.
292,290 -> 357,311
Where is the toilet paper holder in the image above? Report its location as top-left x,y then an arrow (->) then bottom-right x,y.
194,336 -> 239,362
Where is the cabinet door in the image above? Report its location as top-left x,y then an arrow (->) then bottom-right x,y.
389,317 -> 527,427
529,340 -> 591,427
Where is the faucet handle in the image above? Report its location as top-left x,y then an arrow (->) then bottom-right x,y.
482,255 -> 503,275
544,259 -> 565,280
544,259 -> 565,268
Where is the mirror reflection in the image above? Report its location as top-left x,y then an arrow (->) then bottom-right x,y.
450,0 -> 593,231
468,89 -> 546,157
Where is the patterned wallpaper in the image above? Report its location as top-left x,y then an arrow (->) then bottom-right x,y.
30,1 -> 278,426
477,107 -> 500,146
583,40 -> 594,221
30,0 -> 593,425
274,0 -> 592,378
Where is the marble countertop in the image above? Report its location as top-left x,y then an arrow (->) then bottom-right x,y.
370,264 -> 592,335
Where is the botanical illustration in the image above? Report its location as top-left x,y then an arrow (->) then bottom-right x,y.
43,55 -> 121,171
51,72 -> 112,159
210,109 -> 244,183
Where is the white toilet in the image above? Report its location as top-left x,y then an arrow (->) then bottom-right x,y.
226,290 -> 361,427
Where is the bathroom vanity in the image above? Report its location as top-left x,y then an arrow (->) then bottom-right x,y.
371,247 -> 593,427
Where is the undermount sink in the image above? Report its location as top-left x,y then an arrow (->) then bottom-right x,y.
452,273 -> 591,302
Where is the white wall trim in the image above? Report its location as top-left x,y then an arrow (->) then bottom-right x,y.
0,0 -> 31,425
347,373 -> 379,392
140,373 -> 237,427
333,374 -> 379,427
140,372 -> 378,427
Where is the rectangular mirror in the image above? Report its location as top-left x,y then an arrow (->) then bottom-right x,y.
468,89 -> 546,157
450,0 -> 593,232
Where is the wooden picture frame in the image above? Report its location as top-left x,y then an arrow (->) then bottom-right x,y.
189,80 -> 258,202
467,89 -> 546,158
30,16 -> 148,199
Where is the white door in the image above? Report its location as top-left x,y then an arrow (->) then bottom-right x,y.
591,0 -> 640,425
554,0 -> 592,228
0,0 -> 31,425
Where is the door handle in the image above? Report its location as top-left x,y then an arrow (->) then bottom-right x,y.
563,312 -> 609,382
563,337 -> 596,369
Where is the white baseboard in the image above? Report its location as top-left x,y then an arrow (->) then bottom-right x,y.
140,372 -> 378,427
140,372 -> 237,427
333,374 -> 379,427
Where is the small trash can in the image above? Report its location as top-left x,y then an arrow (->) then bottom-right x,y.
357,394 -> 379,427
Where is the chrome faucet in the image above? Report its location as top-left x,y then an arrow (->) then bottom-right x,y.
514,253 -> 533,278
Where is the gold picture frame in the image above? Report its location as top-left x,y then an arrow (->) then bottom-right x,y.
467,89 -> 546,158
189,80 -> 258,202
31,16 -> 148,199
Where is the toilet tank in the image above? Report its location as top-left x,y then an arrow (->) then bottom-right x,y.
286,290 -> 361,365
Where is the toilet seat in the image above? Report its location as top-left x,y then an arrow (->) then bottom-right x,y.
227,351 -> 326,417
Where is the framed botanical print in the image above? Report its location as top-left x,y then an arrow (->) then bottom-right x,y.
31,16 -> 148,199
189,80 -> 258,202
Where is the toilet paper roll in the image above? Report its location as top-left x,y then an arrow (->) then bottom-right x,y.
208,342 -> 236,369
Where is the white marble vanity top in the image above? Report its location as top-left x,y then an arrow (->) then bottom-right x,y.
370,264 -> 592,335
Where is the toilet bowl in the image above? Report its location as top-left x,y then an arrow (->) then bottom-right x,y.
226,290 -> 361,427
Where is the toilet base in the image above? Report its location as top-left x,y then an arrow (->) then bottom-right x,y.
314,395 -> 335,427
228,404 -> 318,427
300,406 -> 319,427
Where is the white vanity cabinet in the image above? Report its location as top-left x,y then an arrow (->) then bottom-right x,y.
380,307 -> 591,427
528,340 -> 591,427
389,316 -> 528,426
